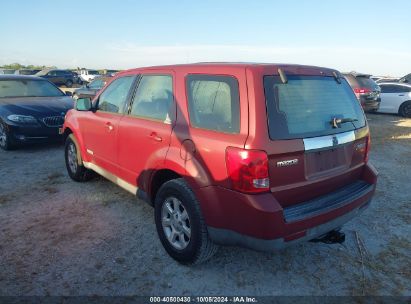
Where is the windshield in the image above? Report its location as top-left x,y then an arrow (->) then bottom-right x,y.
0,79 -> 64,98
264,75 -> 366,140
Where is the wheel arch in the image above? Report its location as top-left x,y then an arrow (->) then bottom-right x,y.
147,168 -> 182,206
63,124 -> 89,164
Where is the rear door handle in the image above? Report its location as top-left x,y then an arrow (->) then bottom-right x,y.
105,122 -> 114,132
149,132 -> 162,142
399,94 -> 405,96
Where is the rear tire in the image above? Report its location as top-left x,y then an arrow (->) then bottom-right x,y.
0,120 -> 15,151
399,101 -> 411,118
154,178 -> 218,265
65,135 -> 94,182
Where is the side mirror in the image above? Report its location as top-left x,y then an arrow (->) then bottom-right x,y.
75,97 -> 92,111
65,91 -> 73,96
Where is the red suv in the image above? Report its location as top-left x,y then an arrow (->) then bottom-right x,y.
63,63 -> 378,264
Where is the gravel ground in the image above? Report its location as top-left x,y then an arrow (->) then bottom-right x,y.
0,113 -> 410,296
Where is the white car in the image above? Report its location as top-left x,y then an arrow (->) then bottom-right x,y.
377,83 -> 411,117
78,69 -> 100,83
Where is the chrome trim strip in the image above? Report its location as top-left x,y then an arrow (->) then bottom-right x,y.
83,161 -> 138,195
303,131 -> 355,151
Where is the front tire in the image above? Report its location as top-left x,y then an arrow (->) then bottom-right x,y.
0,120 -> 15,151
399,101 -> 411,118
154,178 -> 218,265
65,135 -> 94,182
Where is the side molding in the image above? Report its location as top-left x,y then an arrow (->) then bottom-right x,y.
83,161 -> 138,195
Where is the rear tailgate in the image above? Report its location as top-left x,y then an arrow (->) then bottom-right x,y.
263,74 -> 369,208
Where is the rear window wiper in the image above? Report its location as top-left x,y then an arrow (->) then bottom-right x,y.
330,117 -> 358,128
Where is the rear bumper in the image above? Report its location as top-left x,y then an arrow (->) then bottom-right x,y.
208,200 -> 370,251
196,163 -> 378,251
361,98 -> 380,112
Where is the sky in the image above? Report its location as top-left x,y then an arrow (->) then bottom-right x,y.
1,0 -> 410,76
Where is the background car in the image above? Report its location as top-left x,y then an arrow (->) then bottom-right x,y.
14,69 -> 41,75
78,69 -> 100,83
377,83 -> 411,117
73,76 -> 111,99
398,73 -> 411,84
35,69 -> 78,87
343,72 -> 381,112
376,77 -> 400,84
0,69 -> 16,75
0,75 -> 74,150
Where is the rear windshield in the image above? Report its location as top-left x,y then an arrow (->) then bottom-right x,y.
264,75 -> 366,140
356,76 -> 379,89
0,79 -> 64,98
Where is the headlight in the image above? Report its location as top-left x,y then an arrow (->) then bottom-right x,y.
7,114 -> 38,124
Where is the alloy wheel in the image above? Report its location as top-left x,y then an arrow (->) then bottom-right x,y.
402,103 -> 411,117
161,196 -> 191,250
67,142 -> 78,173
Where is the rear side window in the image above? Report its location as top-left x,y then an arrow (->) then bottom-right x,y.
97,76 -> 135,113
130,75 -> 173,122
186,75 -> 240,133
264,76 -> 366,140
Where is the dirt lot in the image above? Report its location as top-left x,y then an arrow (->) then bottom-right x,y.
0,113 -> 410,296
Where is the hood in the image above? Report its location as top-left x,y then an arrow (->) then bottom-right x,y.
0,96 -> 74,118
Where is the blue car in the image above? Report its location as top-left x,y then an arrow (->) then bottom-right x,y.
0,75 -> 74,150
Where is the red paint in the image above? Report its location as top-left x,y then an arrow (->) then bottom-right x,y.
64,63 -> 378,242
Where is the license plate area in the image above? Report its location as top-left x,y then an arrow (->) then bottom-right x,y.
305,147 -> 349,178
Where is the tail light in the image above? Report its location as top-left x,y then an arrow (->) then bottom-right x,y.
365,135 -> 371,163
226,147 -> 269,194
354,88 -> 371,100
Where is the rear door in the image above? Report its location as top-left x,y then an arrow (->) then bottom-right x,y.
379,84 -> 400,113
117,73 -> 175,187
262,75 -> 369,207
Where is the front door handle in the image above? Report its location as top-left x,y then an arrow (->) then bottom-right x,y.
399,94 -> 405,96
149,132 -> 162,142
105,122 -> 114,132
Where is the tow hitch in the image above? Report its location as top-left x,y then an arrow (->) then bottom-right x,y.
310,230 -> 346,244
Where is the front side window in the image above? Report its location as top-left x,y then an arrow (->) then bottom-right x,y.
380,85 -> 395,93
130,75 -> 173,121
264,75 -> 366,140
97,76 -> 135,114
186,75 -> 240,133
0,80 -> 64,98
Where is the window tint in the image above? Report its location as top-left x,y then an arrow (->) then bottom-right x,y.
397,85 -> 411,93
380,85 -> 396,93
380,85 -> 410,93
130,75 -> 173,121
97,76 -> 135,113
186,75 -> 240,133
264,76 -> 366,140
